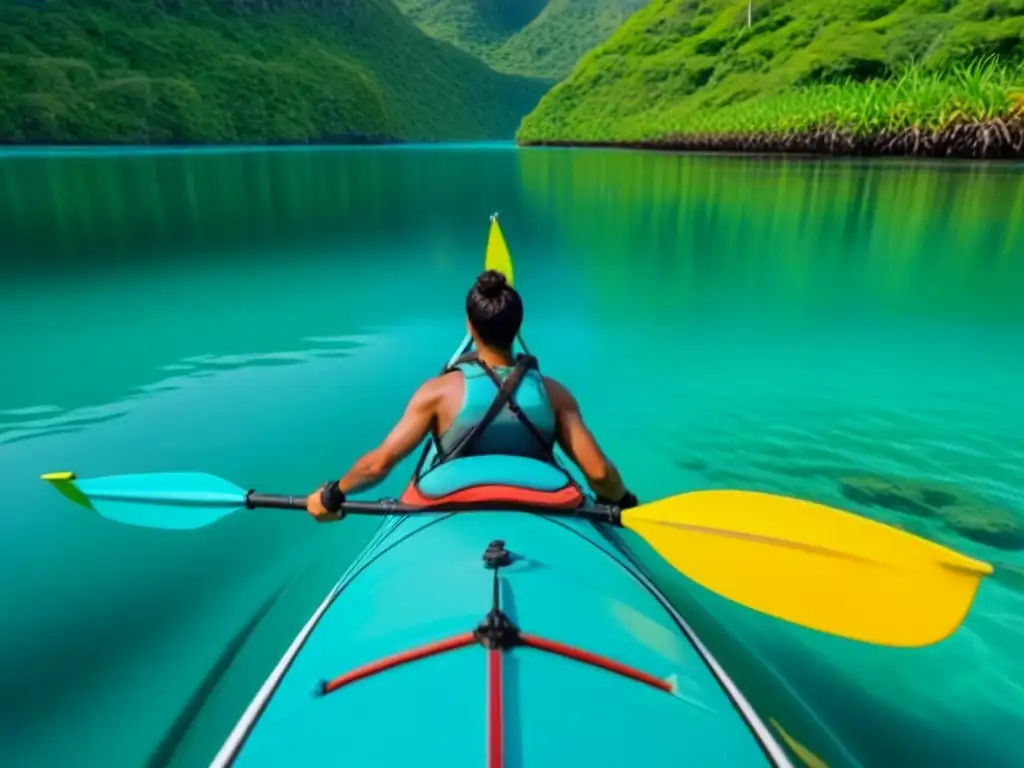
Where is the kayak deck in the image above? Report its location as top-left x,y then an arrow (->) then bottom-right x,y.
214,511 -> 789,767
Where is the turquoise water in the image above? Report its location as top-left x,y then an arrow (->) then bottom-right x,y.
1,145 -> 1022,767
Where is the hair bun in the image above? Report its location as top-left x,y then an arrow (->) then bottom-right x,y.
476,270 -> 508,299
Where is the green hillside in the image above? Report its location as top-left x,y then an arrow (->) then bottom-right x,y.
394,0 -> 648,79
0,0 -> 549,144
517,0 -> 1024,145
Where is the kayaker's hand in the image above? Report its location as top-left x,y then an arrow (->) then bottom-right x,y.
306,488 -> 343,523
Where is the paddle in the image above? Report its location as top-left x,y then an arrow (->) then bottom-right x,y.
41,470 -> 992,648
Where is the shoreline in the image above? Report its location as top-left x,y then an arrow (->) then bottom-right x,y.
518,117 -> 1024,160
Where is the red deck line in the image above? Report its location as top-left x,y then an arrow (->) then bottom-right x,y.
320,632 -> 476,695
487,648 -> 504,768
519,633 -> 673,693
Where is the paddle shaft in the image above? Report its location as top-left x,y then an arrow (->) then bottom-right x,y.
244,491 -> 622,524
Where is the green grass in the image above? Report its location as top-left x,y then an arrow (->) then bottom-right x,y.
666,57 -> 1024,137
0,0 -> 550,144
517,0 -> 1024,143
394,0 -> 647,79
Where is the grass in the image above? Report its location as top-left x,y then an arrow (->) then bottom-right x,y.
0,0 -> 549,144
665,58 -> 1024,137
394,0 -> 647,79
517,0 -> 1024,145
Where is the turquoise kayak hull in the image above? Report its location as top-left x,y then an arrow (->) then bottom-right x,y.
212,333 -> 791,767
213,513 -> 789,766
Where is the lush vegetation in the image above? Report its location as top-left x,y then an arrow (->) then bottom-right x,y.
0,0 -> 549,144
517,0 -> 1024,144
665,58 -> 1024,137
394,0 -> 647,79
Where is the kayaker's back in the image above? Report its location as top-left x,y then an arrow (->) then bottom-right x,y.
435,360 -> 556,461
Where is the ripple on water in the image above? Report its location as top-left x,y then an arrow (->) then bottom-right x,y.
0,401 -> 134,447
182,349 -> 336,370
0,405 -> 63,418
0,338 -> 371,446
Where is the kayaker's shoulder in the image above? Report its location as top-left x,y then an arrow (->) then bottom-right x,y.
415,371 -> 463,402
541,375 -> 579,410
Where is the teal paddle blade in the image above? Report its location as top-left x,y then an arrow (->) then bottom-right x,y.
41,471 -> 249,530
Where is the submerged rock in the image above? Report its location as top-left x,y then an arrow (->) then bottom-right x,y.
674,458 -> 709,472
839,476 -> 949,517
839,475 -> 1024,551
939,505 -> 1024,551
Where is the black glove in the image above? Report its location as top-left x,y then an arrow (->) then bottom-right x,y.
598,489 -> 638,509
320,480 -> 347,516
617,490 -> 639,509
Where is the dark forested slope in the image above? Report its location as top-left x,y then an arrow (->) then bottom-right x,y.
394,0 -> 648,79
0,0 -> 549,144
517,0 -> 1024,153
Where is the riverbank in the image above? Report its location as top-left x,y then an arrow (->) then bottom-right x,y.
515,0 -> 1024,161
518,118 -> 1024,159
519,60 -> 1024,160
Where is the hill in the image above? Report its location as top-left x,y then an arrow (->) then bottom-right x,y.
517,0 -> 1024,155
394,0 -> 648,79
0,0 -> 550,144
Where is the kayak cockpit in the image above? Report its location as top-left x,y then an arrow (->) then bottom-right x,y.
401,454 -> 585,510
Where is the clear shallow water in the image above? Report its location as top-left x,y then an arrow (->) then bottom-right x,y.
1,145 -> 1022,767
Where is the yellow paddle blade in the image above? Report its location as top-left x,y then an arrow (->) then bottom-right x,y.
620,490 -> 993,648
485,213 -> 514,287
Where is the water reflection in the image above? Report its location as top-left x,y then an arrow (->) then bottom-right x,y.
518,150 -> 1024,326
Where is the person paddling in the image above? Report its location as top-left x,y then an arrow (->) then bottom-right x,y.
307,270 -> 637,521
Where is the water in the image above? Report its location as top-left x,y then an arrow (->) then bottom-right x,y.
1,144 -> 1022,767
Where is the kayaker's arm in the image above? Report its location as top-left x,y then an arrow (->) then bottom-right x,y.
306,378 -> 443,521
340,378 -> 444,493
544,377 -> 635,505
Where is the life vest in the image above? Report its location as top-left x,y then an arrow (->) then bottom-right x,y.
400,353 -> 584,509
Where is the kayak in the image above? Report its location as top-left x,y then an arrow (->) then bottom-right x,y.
210,332 -> 793,768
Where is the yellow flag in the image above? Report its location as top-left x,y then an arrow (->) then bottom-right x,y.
485,213 -> 514,287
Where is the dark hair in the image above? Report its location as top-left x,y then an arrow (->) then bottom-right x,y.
466,270 -> 522,349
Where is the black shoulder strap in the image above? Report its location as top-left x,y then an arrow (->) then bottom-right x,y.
471,355 -> 555,459
441,351 -> 479,375
440,354 -> 538,462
